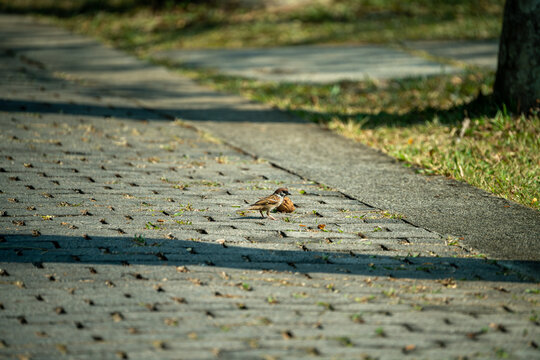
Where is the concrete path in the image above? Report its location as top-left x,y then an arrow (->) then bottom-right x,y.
154,40 -> 497,83
405,40 -> 499,69
154,45 -> 460,83
0,15 -> 539,360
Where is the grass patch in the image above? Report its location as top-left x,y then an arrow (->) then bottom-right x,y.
1,0 -> 504,54
3,0 -> 538,209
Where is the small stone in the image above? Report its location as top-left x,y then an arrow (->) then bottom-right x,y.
164,318 -> 178,326
489,323 -> 507,332
111,312 -> 124,322
116,351 -> 128,359
55,306 -> 66,314
55,344 -> 68,355
152,340 -> 166,350
281,330 -> 294,339
145,303 -> 158,311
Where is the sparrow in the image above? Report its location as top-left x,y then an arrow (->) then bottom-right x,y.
248,187 -> 290,220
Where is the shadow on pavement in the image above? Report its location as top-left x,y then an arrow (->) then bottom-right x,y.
0,98 -> 303,123
1,234 -> 537,283
0,90 -> 497,127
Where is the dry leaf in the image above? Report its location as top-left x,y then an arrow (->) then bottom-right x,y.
403,344 -> 416,353
276,196 -> 295,212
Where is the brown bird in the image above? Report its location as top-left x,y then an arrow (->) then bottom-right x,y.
248,188 -> 290,220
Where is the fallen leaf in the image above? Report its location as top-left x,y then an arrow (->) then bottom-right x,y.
402,344 -> 416,353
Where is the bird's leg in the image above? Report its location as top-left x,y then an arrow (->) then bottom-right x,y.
259,210 -> 265,219
267,210 -> 277,220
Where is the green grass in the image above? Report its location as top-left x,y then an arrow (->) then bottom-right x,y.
2,0 -> 538,209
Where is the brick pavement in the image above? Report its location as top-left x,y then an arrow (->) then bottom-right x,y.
0,16 -> 539,360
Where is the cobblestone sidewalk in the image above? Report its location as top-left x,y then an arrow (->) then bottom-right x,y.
1,17 -> 539,360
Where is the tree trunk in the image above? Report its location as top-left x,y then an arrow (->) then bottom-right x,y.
493,0 -> 540,113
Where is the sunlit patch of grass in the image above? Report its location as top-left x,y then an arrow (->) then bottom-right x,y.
352,110 -> 539,209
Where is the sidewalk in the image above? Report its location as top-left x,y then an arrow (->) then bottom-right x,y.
0,15 -> 539,360
154,41 -> 497,84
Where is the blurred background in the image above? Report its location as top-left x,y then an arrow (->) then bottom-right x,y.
0,0 -> 504,51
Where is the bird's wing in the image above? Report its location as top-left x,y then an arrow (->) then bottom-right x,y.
249,194 -> 280,207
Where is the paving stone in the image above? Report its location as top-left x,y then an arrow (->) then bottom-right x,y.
0,15 -> 538,360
